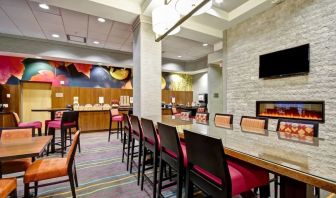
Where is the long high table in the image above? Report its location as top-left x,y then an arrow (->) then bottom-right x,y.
145,115 -> 336,197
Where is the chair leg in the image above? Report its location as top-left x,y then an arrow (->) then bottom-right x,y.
122,132 -> 127,163
34,181 -> 38,196
137,140 -> 143,186
126,135 -> 131,171
186,169 -> 193,198
260,184 -> 270,198
120,122 -> 124,143
157,159 -> 164,198
130,138 -> 135,174
176,171 -> 183,198
69,171 -> 77,198
37,128 -> 42,136
153,150 -> 158,198
24,183 -> 30,198
117,122 -> 120,139
141,146 -> 147,190
61,128 -> 65,157
274,175 -> 279,198
108,119 -> 112,142
74,165 -> 79,187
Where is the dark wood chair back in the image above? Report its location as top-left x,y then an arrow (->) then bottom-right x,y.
157,123 -> 183,169
184,130 -> 232,196
141,118 -> 158,147
130,115 -> 142,138
61,111 -> 79,127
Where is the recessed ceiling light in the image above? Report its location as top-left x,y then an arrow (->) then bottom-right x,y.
177,55 -> 182,58
52,34 -> 60,38
39,3 -> 49,10
35,56 -> 42,59
215,0 -> 223,3
93,41 -> 100,44
203,43 -> 208,47
97,18 -> 106,23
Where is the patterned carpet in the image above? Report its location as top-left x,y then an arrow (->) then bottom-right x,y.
14,132 -> 155,198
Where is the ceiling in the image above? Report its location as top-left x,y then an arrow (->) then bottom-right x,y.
0,0 -> 277,61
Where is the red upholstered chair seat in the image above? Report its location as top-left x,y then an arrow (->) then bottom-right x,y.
111,115 -> 124,122
164,143 -> 188,167
193,160 -> 269,196
18,121 -> 42,128
47,120 -> 76,129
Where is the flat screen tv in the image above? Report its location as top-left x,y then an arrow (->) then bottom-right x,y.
259,44 -> 310,78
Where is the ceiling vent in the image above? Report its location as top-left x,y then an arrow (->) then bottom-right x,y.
67,35 -> 86,43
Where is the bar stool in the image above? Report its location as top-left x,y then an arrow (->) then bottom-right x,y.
44,111 -> 65,136
129,115 -> 143,186
140,118 -> 160,198
108,108 -> 124,141
0,178 -> 17,198
47,111 -> 79,157
12,112 -> 42,136
157,123 -> 187,198
184,130 -> 270,198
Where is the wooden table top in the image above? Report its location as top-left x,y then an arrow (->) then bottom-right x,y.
145,115 -> 336,193
0,136 -> 52,161
31,108 -> 71,112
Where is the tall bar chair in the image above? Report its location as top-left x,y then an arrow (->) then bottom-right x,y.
184,130 -> 270,198
44,111 -> 66,136
0,127 -> 35,178
129,115 -> 143,186
140,118 -> 160,198
157,123 -> 187,198
47,111 -> 80,157
12,112 -> 42,136
108,108 -> 124,141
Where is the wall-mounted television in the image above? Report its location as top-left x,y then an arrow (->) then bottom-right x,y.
259,44 -> 310,78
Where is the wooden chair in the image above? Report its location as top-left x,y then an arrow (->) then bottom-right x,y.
129,115 -> 143,185
0,127 -> 35,178
12,112 -> 42,136
240,116 -> 268,134
108,108 -> 124,141
157,123 -> 187,198
24,131 -> 80,198
140,118 -> 160,198
184,130 -> 270,198
0,178 -> 17,198
44,111 -> 66,136
214,113 -> 233,128
47,111 -> 80,157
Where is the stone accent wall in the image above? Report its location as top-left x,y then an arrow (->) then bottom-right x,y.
225,0 -> 336,139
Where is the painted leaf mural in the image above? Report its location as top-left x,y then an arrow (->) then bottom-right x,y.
0,55 -> 24,84
73,63 -> 92,78
30,70 -> 68,86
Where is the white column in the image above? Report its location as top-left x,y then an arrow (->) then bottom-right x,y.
132,16 -> 162,118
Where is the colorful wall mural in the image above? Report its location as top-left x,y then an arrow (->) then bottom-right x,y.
161,72 -> 192,91
0,55 -> 192,91
0,55 -> 132,89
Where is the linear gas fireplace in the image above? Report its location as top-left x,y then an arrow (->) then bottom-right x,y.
256,101 -> 325,123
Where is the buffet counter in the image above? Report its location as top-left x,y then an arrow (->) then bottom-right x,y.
75,107 -> 132,132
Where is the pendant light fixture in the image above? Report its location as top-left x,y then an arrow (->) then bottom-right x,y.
152,5 -> 181,36
175,0 -> 212,16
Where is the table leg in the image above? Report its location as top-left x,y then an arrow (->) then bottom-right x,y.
280,176 -> 314,198
50,129 -> 55,153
